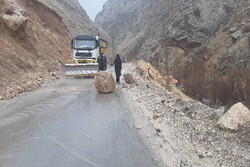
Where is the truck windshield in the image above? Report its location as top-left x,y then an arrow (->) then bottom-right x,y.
75,40 -> 95,50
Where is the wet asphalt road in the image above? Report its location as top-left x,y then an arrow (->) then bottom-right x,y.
0,77 -> 155,167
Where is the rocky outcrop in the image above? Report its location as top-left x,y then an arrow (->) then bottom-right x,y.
94,71 -> 116,94
1,13 -> 27,31
182,2 -> 250,108
218,102 -> 250,130
96,0 -> 243,60
96,0 -> 250,107
0,0 -> 27,31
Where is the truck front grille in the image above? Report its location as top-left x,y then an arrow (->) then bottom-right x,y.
76,52 -> 92,58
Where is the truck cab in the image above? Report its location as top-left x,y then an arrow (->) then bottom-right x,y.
65,35 -> 108,77
71,35 -> 100,63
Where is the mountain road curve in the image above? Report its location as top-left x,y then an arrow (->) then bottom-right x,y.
0,77 -> 155,167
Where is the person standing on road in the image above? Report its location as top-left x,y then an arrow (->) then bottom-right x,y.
114,54 -> 122,83
98,47 -> 107,71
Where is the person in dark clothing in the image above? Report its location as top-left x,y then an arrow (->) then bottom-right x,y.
97,56 -> 107,71
98,47 -> 107,71
114,54 -> 122,83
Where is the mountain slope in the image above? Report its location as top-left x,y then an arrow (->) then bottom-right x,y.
95,0 -> 152,53
0,0 -> 71,99
38,0 -> 98,36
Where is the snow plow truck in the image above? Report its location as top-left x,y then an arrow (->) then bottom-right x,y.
65,35 -> 108,77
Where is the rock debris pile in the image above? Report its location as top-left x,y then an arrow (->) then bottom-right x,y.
122,64 -> 250,167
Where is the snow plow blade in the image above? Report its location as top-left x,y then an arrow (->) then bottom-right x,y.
65,63 -> 99,77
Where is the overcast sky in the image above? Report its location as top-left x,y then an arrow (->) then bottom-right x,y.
78,0 -> 107,21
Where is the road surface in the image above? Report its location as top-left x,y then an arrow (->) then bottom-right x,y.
0,77 -> 155,167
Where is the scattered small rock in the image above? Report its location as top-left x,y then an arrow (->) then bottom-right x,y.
206,152 -> 213,158
122,84 -> 128,88
161,100 -> 165,104
137,127 -> 142,130
123,73 -> 136,85
215,147 -> 221,153
198,154 -> 204,159
153,114 -> 159,120
174,109 -> 179,114
180,159 -> 189,167
51,72 -> 57,76
227,26 -> 238,34
135,67 -> 144,76
156,128 -> 161,133
231,30 -> 244,41
136,99 -> 142,102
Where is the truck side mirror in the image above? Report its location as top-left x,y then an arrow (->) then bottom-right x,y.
71,40 -> 73,49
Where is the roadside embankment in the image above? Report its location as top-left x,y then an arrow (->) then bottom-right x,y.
121,63 -> 250,167
0,0 -> 71,100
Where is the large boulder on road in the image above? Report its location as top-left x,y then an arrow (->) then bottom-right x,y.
94,71 -> 115,94
217,102 -> 250,130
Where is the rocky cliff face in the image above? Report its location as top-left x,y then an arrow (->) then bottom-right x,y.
95,0 -> 152,54
96,0 -> 250,108
182,3 -> 250,108
0,0 -> 71,99
38,0 -> 98,36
